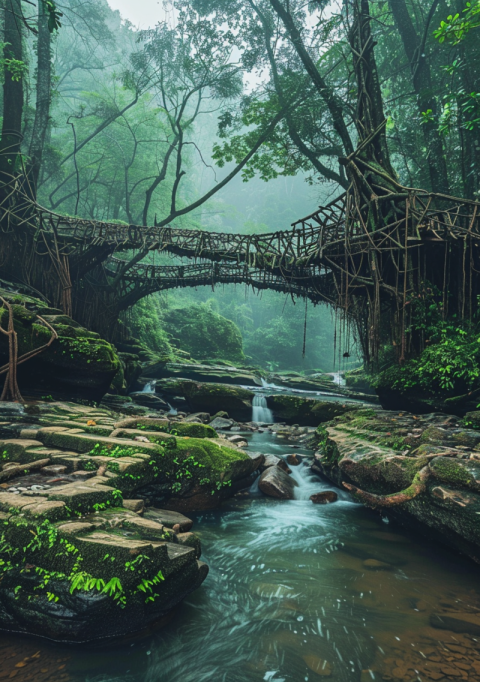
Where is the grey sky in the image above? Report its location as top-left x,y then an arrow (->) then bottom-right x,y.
107,0 -> 171,28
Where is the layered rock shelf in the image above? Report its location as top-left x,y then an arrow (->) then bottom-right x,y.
0,401 -> 263,642
312,408 -> 480,563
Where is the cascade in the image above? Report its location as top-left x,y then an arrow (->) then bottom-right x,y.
260,377 -> 278,389
142,380 -> 157,393
252,394 -> 274,423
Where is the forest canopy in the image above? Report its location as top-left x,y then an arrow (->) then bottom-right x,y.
1,0 -> 479,372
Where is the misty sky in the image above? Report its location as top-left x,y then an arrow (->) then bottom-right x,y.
108,0 -> 171,28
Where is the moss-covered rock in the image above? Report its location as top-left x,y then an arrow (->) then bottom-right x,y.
145,361 -> 261,387
266,394 -> 359,426
137,436 -> 261,512
0,291 -> 120,402
314,409 -> 480,564
170,422 -> 217,439
157,379 -> 254,420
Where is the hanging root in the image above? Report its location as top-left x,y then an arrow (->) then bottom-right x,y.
342,465 -> 430,508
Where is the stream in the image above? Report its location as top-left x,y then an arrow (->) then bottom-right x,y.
1,431 -> 480,682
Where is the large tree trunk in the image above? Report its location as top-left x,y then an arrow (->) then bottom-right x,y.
0,0 -> 24,183
388,0 -> 451,195
349,0 -> 395,177
28,0 -> 52,196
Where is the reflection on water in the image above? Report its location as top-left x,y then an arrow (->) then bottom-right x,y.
1,433 -> 480,682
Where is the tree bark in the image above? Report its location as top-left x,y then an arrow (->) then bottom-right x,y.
388,0 -> 451,194
349,0 -> 395,177
0,0 -> 24,182
28,0 -> 52,196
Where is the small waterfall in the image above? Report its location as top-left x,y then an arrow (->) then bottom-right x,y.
142,380 -> 157,393
252,394 -> 274,423
331,372 -> 346,387
260,377 -> 282,390
168,403 -> 178,416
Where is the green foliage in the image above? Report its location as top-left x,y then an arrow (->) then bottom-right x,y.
162,303 -> 244,363
434,2 -> 480,44
43,0 -> 63,32
376,324 -> 480,395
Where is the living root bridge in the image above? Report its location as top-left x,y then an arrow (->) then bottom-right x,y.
105,259 -> 337,310
2,175 -> 480,352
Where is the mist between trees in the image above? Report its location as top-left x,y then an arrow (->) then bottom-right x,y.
1,0 -> 478,373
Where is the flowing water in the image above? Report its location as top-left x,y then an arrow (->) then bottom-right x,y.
252,395 -> 274,423
141,381 -> 157,394
1,433 -> 480,682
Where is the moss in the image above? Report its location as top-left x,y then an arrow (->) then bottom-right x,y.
429,457 -> 477,489
267,394 -> 358,426
157,437 -> 249,495
170,423 -> 217,439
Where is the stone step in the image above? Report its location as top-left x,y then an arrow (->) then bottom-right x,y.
110,428 -> 176,445
46,482 -> 118,514
0,439 -> 52,464
0,491 -> 65,520
144,508 -> 193,532
36,428 -> 164,457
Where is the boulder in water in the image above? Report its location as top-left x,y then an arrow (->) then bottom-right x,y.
286,453 -> 301,466
260,454 -> 281,471
266,394 -> 359,426
209,417 -> 234,430
310,491 -> 338,504
259,466 -> 297,499
130,392 -> 170,410
157,379 -> 254,420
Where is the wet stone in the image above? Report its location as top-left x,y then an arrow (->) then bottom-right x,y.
144,508 -> 193,532
310,491 -> 338,504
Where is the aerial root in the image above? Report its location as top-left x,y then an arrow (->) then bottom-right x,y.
342,465 -> 430,508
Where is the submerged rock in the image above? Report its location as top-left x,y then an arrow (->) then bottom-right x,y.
310,491 -> 338,504
258,466 -> 297,499
430,612 -> 480,635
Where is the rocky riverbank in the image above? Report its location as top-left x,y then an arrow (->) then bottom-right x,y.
0,400 -> 263,642
312,407 -> 480,564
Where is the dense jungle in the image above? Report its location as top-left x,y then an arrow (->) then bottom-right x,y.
1,0 -> 480,680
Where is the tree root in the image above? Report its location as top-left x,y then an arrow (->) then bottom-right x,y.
342,465 -> 430,508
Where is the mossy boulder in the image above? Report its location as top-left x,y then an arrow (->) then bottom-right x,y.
145,361 -> 261,387
110,353 -> 142,395
266,394 -> 359,426
137,437 -> 261,511
0,294 -> 120,402
157,379 -> 254,420
171,422 -> 217,439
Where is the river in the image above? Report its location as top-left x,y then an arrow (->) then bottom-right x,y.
1,430 -> 480,681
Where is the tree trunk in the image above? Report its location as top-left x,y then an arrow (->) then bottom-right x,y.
0,0 -> 24,183
388,0 -> 451,194
28,0 -> 52,196
349,0 -> 395,177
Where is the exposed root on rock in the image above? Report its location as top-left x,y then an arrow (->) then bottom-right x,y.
342,465 -> 430,508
